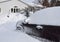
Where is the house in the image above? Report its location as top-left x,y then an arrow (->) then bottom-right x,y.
0,0 -> 28,15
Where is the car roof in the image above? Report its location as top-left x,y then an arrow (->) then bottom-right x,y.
28,6 -> 60,26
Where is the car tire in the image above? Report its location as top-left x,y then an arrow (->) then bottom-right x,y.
16,21 -> 24,32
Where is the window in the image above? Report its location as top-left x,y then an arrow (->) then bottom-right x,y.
11,6 -> 20,13
16,8 -> 19,12
11,8 -> 13,13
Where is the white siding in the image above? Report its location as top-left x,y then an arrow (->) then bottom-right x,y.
0,0 -> 28,15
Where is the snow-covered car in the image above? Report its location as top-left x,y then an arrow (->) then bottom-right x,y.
16,6 -> 60,42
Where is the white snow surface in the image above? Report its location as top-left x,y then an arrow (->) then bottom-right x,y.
0,13 -> 26,25
28,6 -> 60,26
0,13 -> 40,42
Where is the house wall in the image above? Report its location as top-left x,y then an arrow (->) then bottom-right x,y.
0,0 -> 28,15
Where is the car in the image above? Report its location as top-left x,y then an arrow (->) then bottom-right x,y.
16,6 -> 60,42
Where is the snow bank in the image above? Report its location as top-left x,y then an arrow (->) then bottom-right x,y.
28,6 -> 60,26
0,24 -> 40,42
0,13 -> 40,42
0,13 -> 26,25
0,13 -> 27,32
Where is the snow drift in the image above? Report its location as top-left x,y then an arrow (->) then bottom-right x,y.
0,13 -> 40,42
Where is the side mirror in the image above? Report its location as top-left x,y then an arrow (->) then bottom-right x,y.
36,25 -> 43,29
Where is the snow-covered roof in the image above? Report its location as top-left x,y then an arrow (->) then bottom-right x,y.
21,0 -> 44,8
21,0 -> 34,3
0,0 -> 7,2
0,0 -> 11,3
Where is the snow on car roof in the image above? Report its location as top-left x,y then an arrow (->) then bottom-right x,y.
28,6 -> 60,26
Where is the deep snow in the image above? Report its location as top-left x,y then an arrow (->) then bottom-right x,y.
0,0 -> 42,42
0,13 -> 40,42
0,24 -> 40,42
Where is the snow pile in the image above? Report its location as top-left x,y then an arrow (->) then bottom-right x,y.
28,6 -> 60,26
0,24 -> 40,42
0,13 -> 26,25
0,13 -> 27,31
0,13 -> 40,42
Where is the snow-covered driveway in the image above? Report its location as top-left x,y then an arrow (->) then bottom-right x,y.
0,25 -> 40,42
0,26 -> 40,42
0,13 -> 40,42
